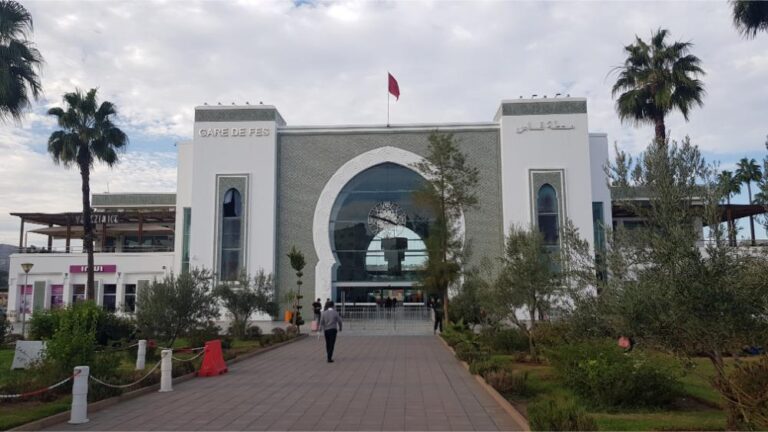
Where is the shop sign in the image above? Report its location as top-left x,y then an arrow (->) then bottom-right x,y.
74,214 -> 121,225
69,265 -> 117,273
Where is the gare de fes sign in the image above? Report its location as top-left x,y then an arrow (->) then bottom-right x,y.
198,127 -> 271,138
69,265 -> 117,273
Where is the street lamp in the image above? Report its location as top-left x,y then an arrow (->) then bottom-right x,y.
20,262 -> 33,338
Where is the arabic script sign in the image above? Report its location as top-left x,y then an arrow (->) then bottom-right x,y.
69,265 -> 117,273
516,120 -> 575,134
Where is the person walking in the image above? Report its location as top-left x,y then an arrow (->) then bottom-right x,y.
312,298 -> 322,323
319,301 -> 343,363
432,298 -> 444,334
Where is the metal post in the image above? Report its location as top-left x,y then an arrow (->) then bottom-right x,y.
20,263 -> 33,337
69,366 -> 89,424
159,349 -> 172,392
135,340 -> 147,370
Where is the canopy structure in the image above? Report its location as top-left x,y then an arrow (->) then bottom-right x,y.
611,203 -> 767,226
11,210 -> 176,253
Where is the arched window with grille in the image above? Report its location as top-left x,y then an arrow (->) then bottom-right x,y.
220,188 -> 242,281
537,184 -> 559,246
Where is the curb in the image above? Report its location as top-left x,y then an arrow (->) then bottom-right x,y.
437,335 -> 531,432
10,334 -> 307,431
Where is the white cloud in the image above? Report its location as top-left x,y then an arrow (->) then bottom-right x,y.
1,0 -> 768,244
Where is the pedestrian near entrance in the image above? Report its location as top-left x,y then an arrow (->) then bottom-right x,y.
320,301 -> 343,362
312,298 -> 322,322
433,298 -> 444,334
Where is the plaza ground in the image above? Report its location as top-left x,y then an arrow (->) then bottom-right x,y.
45,335 -> 525,431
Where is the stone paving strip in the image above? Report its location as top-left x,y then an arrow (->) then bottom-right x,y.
44,335 -> 525,431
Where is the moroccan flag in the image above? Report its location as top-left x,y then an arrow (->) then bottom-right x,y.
388,73 -> 400,100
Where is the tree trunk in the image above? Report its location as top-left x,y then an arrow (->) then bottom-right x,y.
79,157 -> 95,301
654,116 -> 666,147
747,183 -> 756,246
727,196 -> 735,246
528,307 -> 536,358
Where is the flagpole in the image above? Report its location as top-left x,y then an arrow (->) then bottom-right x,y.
387,75 -> 390,127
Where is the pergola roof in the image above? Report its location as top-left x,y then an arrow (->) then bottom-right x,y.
612,203 -> 767,225
11,210 -> 176,227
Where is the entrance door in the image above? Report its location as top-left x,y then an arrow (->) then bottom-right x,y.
334,285 -> 431,335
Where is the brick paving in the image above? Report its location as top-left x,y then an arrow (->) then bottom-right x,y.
46,335 -> 525,431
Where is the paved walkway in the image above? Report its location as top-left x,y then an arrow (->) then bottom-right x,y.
46,336 -> 525,431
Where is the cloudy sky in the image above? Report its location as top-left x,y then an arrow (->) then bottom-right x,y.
1,0 -> 767,246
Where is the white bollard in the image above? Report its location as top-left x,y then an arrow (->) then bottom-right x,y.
159,349 -> 172,392
135,340 -> 147,370
69,366 -> 89,424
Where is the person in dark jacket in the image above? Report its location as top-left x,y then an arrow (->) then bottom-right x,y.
312,298 -> 322,323
319,301 -> 343,362
432,298 -> 444,334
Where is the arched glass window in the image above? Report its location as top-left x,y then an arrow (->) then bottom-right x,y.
220,188 -> 242,281
537,184 -> 559,246
223,189 -> 242,217
330,163 -> 433,283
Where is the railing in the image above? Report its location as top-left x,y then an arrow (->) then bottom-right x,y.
334,305 -> 433,335
13,245 -> 174,254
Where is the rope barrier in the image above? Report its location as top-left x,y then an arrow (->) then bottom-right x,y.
94,342 -> 140,354
88,359 -> 162,389
159,346 -> 205,352
172,349 -> 206,362
0,370 -> 80,399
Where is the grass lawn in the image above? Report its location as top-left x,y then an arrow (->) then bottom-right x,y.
488,354 -> 727,431
0,397 -> 72,431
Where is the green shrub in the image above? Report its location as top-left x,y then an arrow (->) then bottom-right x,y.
0,310 -> 11,344
244,325 -> 263,340
96,313 -> 137,347
88,352 -> 124,401
531,321 -> 570,350
480,327 -> 529,354
186,321 -> 224,349
28,308 -> 64,340
484,369 -> 531,397
548,340 -> 682,408
28,302 -> 136,347
528,396 -> 598,431
718,356 -> 768,430
469,356 -> 509,376
271,327 -> 287,342
44,303 -> 100,376
286,325 -> 299,337
455,339 -> 490,364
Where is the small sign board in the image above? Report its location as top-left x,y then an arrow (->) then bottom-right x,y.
69,265 -> 117,273
11,341 -> 46,369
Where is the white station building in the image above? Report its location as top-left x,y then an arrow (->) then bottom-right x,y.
8,97 -> 616,320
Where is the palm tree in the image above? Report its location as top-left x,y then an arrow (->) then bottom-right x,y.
731,0 -> 768,39
735,157 -> 763,246
611,28 -> 705,147
718,170 -> 742,246
0,0 -> 43,122
47,88 -> 128,298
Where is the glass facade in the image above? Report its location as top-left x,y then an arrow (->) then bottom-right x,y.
592,202 -> 606,281
331,163 -> 433,283
220,188 -> 243,281
537,184 -> 559,247
181,207 -> 191,274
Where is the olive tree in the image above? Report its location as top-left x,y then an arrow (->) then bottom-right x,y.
215,270 -> 277,339
599,137 -> 768,429
135,269 -> 219,346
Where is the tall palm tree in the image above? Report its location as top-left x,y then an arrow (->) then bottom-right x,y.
718,170 -> 742,246
0,0 -> 43,122
47,88 -> 128,298
731,0 -> 768,39
611,28 -> 705,147
735,157 -> 763,246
